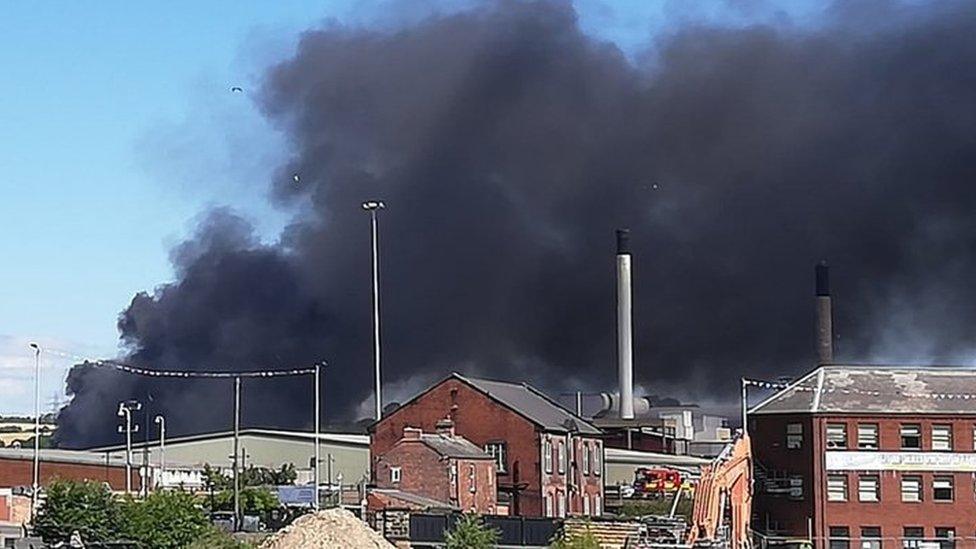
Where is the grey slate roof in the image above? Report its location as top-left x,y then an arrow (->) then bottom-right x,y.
750,365 -> 976,415
455,373 -> 602,435
419,433 -> 492,459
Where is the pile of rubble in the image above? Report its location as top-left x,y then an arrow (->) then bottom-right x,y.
260,508 -> 394,549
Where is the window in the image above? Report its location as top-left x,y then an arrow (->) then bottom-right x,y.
829,527 -> 850,549
861,527 -> 882,549
858,424 -> 879,450
468,465 -> 476,493
594,494 -> 601,515
543,439 -> 553,473
935,528 -> 956,549
858,475 -> 879,502
556,491 -> 566,517
390,466 -> 401,483
827,475 -> 848,502
582,442 -> 590,475
901,475 -> 922,502
557,440 -> 566,474
544,493 -> 553,517
901,424 -> 921,450
903,527 -> 925,549
827,423 -> 848,449
932,425 -> 953,451
787,423 -> 803,449
583,493 -> 590,515
933,476 -> 954,501
485,442 -> 508,474
593,444 -> 601,475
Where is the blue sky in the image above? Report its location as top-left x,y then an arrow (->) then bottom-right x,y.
0,1 -> 827,415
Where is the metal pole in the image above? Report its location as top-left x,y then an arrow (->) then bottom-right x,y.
233,376 -> 241,531
29,343 -> 40,514
142,401 -> 149,497
124,410 -> 132,494
741,377 -> 748,436
314,363 -> 321,511
155,415 -> 166,491
370,208 -> 382,421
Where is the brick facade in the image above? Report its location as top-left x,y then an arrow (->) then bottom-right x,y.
370,376 -> 603,517
0,457 -> 138,493
754,413 -> 976,547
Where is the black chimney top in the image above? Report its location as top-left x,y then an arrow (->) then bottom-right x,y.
815,261 -> 830,296
616,229 -> 631,255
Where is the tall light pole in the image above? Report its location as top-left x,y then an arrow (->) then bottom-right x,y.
28,343 -> 40,515
233,376 -> 241,531
117,400 -> 141,495
314,362 -> 322,511
154,415 -> 166,491
362,200 -> 385,421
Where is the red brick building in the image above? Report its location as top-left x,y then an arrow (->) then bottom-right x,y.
372,422 -> 496,513
751,366 -> 976,548
370,374 -> 604,518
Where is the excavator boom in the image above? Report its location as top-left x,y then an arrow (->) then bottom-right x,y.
685,433 -> 752,549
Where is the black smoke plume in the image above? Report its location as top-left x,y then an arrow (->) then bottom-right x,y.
57,0 -> 976,446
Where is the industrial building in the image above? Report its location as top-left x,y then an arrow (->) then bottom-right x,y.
751,365 -> 976,548
370,373 -> 605,518
89,429 -> 369,490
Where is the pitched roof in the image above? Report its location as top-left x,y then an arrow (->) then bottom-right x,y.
750,365 -> 976,415
418,433 -> 492,459
86,429 -> 368,452
454,373 -> 602,435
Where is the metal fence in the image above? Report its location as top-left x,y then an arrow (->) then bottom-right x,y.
377,511 -> 559,547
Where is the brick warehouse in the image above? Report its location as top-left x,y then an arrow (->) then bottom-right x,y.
751,365 -> 976,548
370,373 -> 604,518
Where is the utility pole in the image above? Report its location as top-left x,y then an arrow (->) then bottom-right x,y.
28,343 -> 40,515
740,378 -> 748,436
117,400 -> 141,495
233,376 -> 241,531
362,200 -> 385,420
154,415 -> 166,491
314,362 -> 321,511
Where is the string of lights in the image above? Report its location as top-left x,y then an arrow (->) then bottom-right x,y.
42,348 -> 319,378
743,377 -> 976,400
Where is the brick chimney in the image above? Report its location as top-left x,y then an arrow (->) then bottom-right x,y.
435,417 -> 455,436
403,426 -> 423,440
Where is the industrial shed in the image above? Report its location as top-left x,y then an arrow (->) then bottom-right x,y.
88,429 -> 369,487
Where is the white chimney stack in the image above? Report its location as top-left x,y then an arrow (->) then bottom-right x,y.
616,229 -> 635,420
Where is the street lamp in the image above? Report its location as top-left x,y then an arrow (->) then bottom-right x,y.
154,415 -> 166,491
361,200 -> 385,421
28,343 -> 40,515
117,400 -> 141,495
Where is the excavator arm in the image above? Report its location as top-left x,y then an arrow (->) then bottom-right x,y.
685,433 -> 753,549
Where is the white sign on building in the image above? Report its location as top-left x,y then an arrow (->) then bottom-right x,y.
826,451 -> 976,472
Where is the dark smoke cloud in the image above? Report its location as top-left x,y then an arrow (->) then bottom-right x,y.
57,0 -> 976,446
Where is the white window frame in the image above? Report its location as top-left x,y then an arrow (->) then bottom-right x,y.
556,491 -> 566,518
857,423 -> 879,450
485,442 -> 508,473
544,493 -> 553,517
594,494 -> 601,515
543,438 -> 553,474
826,474 -> 847,502
933,476 -> 954,502
826,423 -> 847,449
786,423 -> 803,449
557,440 -> 566,474
932,425 -> 953,451
901,475 -> 922,502
593,443 -> 601,476
390,466 -> 401,484
858,474 -> 879,502
581,442 -> 590,475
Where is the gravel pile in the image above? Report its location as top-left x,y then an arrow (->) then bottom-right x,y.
260,508 -> 394,549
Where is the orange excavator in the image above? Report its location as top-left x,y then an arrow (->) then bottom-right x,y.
684,432 -> 753,549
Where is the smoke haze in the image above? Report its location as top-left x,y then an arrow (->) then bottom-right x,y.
56,0 -> 976,446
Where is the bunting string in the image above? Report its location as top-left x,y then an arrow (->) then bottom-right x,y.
42,348 -> 319,379
743,377 -> 976,400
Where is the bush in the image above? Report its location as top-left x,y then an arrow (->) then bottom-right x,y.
446,513 -> 499,549
32,479 -> 122,545
119,490 -> 211,549
187,528 -> 255,549
550,525 -> 601,549
619,496 -> 693,519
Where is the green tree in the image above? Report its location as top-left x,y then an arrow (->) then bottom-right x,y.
119,490 -> 210,549
446,513 -> 499,549
187,528 -> 255,549
32,479 -> 122,545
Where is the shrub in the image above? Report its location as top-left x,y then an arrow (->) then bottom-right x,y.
119,490 -> 210,549
550,525 -> 601,549
446,513 -> 499,549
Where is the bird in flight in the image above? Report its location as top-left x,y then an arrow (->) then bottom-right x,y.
230,86 -> 244,93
